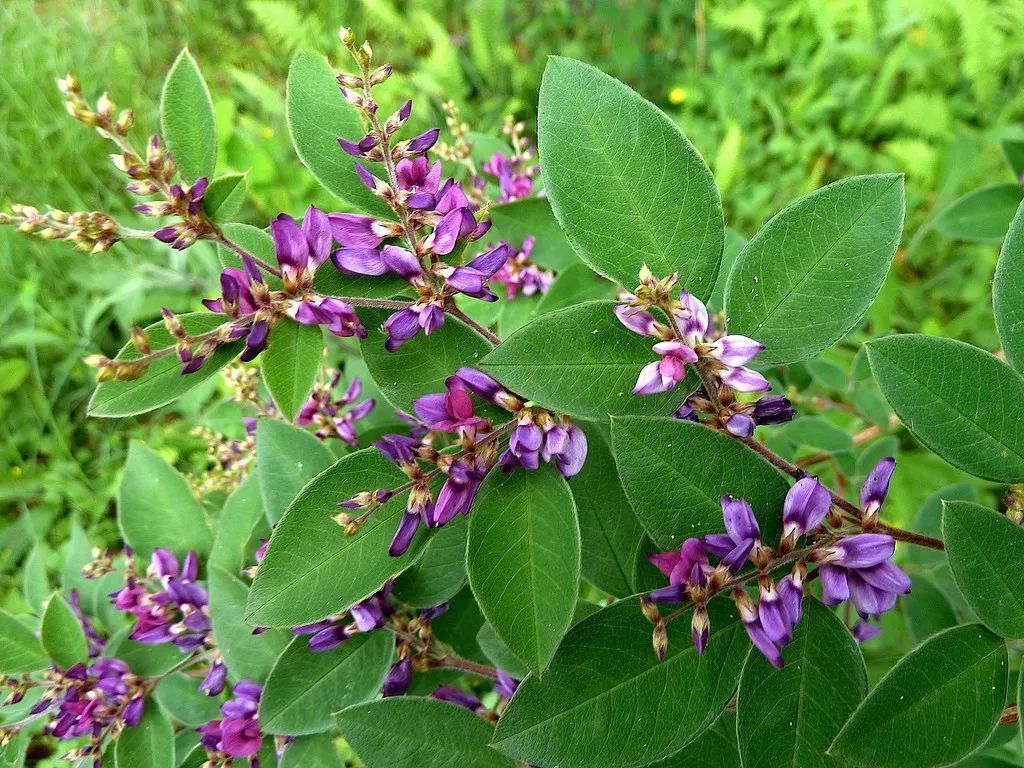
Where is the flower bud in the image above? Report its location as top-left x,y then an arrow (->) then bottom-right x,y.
652,620 -> 668,661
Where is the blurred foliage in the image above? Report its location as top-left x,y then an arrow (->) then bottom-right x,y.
2,0 -> 1023,601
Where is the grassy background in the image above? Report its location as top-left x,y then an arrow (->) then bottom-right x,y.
1,0 -> 1023,593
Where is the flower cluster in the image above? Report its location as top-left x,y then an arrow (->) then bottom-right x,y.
645,458 -> 907,668
615,268 -> 794,435
16,658 -> 146,763
348,368 -> 587,557
198,681 -> 266,766
479,115 -> 539,203
291,582 -> 395,652
110,548 -> 211,652
296,371 -> 375,444
491,236 -> 555,300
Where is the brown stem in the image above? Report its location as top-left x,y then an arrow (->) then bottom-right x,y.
210,228 -> 282,278
447,304 -> 501,346
388,626 -> 497,680
330,297 -> 412,310
739,436 -> 945,551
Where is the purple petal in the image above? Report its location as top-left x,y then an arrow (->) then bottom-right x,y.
833,534 -> 895,569
819,564 -> 850,605
711,335 -> 765,367
860,457 -> 896,512
381,245 -> 423,279
782,477 -> 832,538
332,247 -> 389,276
721,366 -> 771,393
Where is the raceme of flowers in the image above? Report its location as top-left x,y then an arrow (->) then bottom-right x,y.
643,458 -> 904,668
339,367 -> 587,558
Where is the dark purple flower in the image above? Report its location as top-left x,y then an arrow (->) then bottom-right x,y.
382,657 -> 413,697
270,206 -> 333,290
199,680 -> 264,760
440,243 -> 509,301
703,495 -> 763,572
431,207 -> 477,256
199,660 -> 227,697
396,157 -> 442,204
329,213 -> 399,248
735,589 -> 784,669
432,458 -> 491,527
819,534 -> 911,620
751,394 -> 796,426
296,373 -> 375,444
292,297 -> 365,338
646,538 -> 710,603
413,376 -> 489,433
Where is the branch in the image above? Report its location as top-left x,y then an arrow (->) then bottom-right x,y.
447,304 -> 501,346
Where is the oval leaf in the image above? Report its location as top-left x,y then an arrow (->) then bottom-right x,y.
481,301 -> 687,419
867,334 -> 1024,482
538,57 -> 723,294
154,673 -> 223,727
261,321 -> 324,422
89,313 -> 242,418
647,711 -> 740,768
943,501 -> 1024,638
359,309 -> 492,413
115,703 -> 174,768
246,449 -> 425,627
993,199 -> 1024,373
570,421 -> 646,596
203,172 -> 247,221
611,417 -> 789,548
336,697 -> 516,768
160,48 -> 216,182
209,474 -> 269,576
260,630 -> 393,735
0,609 -> 48,675
286,52 -> 392,218
933,183 -> 1023,242
467,466 -> 580,674
829,624 -> 1008,768
117,442 -> 212,557
40,593 -> 88,669
493,598 -> 748,768
256,419 -> 335,524
725,174 -> 905,366
208,566 -> 290,681
279,733 -> 343,768
737,599 -> 867,768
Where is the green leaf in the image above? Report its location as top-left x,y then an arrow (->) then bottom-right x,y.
89,313 -> 242,418
489,197 -> 579,271
393,514 -> 468,608
117,442 -> 212,557
359,309 -> 492,412
943,501 -> 1024,638
782,416 -> 854,453
260,630 -> 393,735
155,673 -> 223,726
902,576 -> 958,643
538,57 -> 723,293
104,629 -> 185,677
22,544 -> 49,615
256,419 -> 334,524
336,697 -> 517,768
261,321 -> 323,421
208,565 -> 290,680
737,599 -> 866,768
867,335 -> 1024,482
993,199 -> 1024,373
0,609 -> 48,675
476,621 -> 530,679
725,175 -> 905,366
933,184 -> 1023,242
160,48 -> 216,182
829,624 -> 1008,768
279,733 -> 343,768
210,474 -> 269,575
480,301 -> 686,419
467,466 -> 580,674
203,172 -> 247,221
611,417 -> 789,547
286,51 -> 392,217
246,449 -> 424,627
493,598 -> 747,768
645,711 -> 740,768
116,704 -> 174,768
569,421 -> 646,596
40,593 -> 88,668
1002,139 -> 1024,177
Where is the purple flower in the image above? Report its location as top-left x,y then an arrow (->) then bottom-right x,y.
270,206 -> 333,290
292,297 -> 366,338
332,246 -> 390,276
860,457 -> 896,518
851,621 -> 881,643
703,495 -> 763,572
495,669 -> 520,699
725,413 -> 756,437
382,657 -> 413,697
751,394 -> 796,426
111,548 -> 211,652
431,207 -> 477,256
382,301 -> 445,351
614,305 -> 660,337
440,243 -> 509,301
633,341 -> 698,395
781,477 -> 832,541
199,659 -> 227,696
292,584 -> 394,652
431,686 -> 483,712
329,212 -> 400,248
481,152 -> 535,203
432,457 -> 492,527
735,590 -> 784,669
491,237 -> 554,300
646,538 -> 710,603
296,373 -> 375,444
396,157 -> 442,208
413,376 -> 490,434
199,681 -> 264,760
819,534 -> 911,619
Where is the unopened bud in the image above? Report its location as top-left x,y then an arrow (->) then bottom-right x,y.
652,621 -> 668,662
691,604 -> 710,655
115,109 -> 135,134
339,26 -> 355,47
369,64 -> 392,85
130,326 -> 151,354
639,596 -> 660,624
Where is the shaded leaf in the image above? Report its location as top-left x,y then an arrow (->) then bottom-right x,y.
933,184 -> 1022,242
